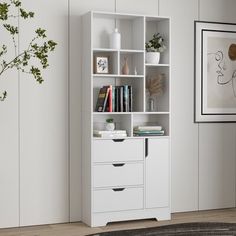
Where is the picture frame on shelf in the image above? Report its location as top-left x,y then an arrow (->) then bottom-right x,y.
195,21 -> 236,122
94,55 -> 110,74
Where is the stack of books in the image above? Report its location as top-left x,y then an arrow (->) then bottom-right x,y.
133,125 -> 164,136
95,85 -> 132,112
93,130 -> 127,138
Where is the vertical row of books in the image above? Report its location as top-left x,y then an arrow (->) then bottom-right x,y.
95,85 -> 133,112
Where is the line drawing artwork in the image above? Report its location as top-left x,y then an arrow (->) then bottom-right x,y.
206,37 -> 236,109
208,49 -> 236,97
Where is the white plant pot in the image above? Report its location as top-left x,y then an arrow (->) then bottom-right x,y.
105,122 -> 115,131
145,52 -> 160,64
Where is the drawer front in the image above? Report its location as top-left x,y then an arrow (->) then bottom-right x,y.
93,187 -> 143,213
94,163 -> 143,188
93,139 -> 144,162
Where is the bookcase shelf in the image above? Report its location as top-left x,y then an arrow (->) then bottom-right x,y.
145,63 -> 170,67
93,135 -> 170,140
93,48 -> 144,53
93,74 -> 144,78
93,111 -> 170,114
82,11 -> 171,227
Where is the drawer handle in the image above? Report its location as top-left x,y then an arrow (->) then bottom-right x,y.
112,139 -> 125,142
112,163 -> 125,167
112,188 -> 125,192
145,138 -> 149,158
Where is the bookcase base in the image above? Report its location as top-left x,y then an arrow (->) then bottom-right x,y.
88,207 -> 171,227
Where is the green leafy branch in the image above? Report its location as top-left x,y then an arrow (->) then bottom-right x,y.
0,0 -> 57,101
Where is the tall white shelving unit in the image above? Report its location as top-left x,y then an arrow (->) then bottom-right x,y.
82,11 -> 171,227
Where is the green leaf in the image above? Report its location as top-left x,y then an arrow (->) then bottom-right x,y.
0,2 -> 9,20
3,23 -> 18,34
19,8 -> 34,19
11,0 -> 21,7
35,28 -> 46,38
0,91 -> 7,101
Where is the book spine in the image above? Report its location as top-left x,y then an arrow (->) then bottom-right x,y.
119,86 -> 124,112
123,85 -> 128,112
108,85 -> 112,112
112,87 -> 115,112
95,87 -> 109,112
115,86 -> 119,112
128,85 -> 132,112
102,86 -> 109,112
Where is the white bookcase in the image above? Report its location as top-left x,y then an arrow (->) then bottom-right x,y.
82,11 -> 171,227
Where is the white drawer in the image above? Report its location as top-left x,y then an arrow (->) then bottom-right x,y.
93,187 -> 143,213
94,163 -> 143,188
93,139 -> 144,162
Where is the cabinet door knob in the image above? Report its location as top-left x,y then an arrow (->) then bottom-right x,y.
112,139 -> 125,142
112,163 -> 125,167
112,188 -> 125,192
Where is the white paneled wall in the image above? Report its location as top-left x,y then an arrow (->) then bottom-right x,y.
198,0 -> 236,210
0,22 -> 19,228
116,0 -> 158,14
159,0 -> 199,212
1,0 -> 236,229
199,124 -> 236,210
19,0 -> 69,226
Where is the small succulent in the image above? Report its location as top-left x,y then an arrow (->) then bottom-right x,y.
145,33 -> 166,53
106,118 -> 114,123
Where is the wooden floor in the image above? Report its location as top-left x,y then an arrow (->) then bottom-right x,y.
1,208 -> 236,236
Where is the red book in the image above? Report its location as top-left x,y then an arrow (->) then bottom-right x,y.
108,85 -> 112,112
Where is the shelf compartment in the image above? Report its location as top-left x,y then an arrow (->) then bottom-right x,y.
145,17 -> 170,64
93,13 -> 144,50
132,114 -> 169,137
145,66 -> 169,112
93,51 -> 119,75
93,77 -> 144,112
120,51 -> 144,76
93,113 -> 132,137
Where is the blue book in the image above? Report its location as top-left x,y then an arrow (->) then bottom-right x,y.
123,85 -> 129,112
128,86 -> 132,112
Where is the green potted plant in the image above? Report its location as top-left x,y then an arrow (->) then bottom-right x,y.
105,118 -> 115,131
0,0 -> 57,101
145,33 -> 166,64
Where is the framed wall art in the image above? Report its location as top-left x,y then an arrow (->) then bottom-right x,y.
195,21 -> 236,122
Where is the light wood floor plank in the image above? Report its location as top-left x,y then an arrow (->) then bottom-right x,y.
1,209 -> 236,236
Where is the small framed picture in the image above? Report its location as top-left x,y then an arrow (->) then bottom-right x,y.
94,55 -> 109,74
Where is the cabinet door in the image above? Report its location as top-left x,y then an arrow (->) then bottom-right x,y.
145,138 -> 169,209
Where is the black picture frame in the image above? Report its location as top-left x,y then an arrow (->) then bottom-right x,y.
194,20 -> 236,123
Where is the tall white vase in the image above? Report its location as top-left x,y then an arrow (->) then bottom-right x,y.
109,28 -> 121,49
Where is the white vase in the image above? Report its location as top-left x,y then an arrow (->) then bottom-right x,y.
145,52 -> 160,64
109,28 -> 121,49
105,122 -> 115,131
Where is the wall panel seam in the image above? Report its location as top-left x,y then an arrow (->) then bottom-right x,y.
197,0 -> 200,211
68,0 -> 71,222
18,5 -> 20,227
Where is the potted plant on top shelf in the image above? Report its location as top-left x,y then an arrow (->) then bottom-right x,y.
145,33 -> 166,64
